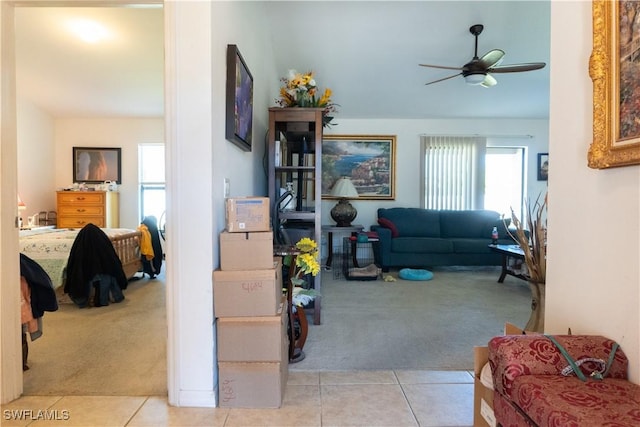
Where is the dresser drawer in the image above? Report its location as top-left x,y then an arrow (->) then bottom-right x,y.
58,205 -> 104,216
58,217 -> 105,229
57,192 -> 105,205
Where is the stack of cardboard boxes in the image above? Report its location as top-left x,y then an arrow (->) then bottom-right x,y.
213,197 -> 288,408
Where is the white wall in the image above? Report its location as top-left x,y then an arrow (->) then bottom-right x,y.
322,118 -> 549,229
17,98 -> 55,217
54,118 -> 164,228
547,1 -> 640,383
165,0 -> 276,407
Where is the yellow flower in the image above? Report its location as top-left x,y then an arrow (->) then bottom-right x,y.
296,252 -> 320,277
275,69 -> 339,127
295,237 -> 317,253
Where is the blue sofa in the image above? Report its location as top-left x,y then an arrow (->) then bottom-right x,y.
370,208 -> 515,271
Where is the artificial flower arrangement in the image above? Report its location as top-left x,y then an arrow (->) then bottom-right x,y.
276,69 -> 338,127
286,237 -> 321,308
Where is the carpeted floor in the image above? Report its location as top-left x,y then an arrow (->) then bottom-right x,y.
22,265 -> 531,395
23,272 -> 167,396
290,266 -> 532,371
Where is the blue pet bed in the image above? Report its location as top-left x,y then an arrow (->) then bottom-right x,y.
399,268 -> 433,281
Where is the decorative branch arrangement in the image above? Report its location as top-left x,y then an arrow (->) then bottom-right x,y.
507,193 -> 547,284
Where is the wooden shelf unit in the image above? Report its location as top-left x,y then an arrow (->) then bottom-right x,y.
268,107 -> 323,325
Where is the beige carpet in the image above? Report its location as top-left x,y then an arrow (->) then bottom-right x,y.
23,271 -> 167,396
290,266 -> 532,371
22,265 -> 531,395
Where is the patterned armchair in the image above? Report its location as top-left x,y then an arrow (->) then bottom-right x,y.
488,334 -> 640,427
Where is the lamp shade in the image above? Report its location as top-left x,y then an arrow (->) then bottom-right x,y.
464,73 -> 486,85
17,194 -> 26,211
330,177 -> 359,198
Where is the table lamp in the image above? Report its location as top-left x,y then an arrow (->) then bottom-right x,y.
18,194 -> 26,211
330,177 -> 359,227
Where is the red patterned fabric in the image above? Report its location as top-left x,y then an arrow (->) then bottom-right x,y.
488,335 -> 640,427
488,335 -> 628,398
493,392 -> 536,427
511,375 -> 640,426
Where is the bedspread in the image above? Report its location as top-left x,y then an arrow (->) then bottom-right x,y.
19,227 -> 138,289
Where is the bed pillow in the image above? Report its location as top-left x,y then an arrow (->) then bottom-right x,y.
377,218 -> 399,237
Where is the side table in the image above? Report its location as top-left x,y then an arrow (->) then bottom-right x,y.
322,224 -> 364,268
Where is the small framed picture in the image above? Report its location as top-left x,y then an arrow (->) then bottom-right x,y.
537,152 -> 549,181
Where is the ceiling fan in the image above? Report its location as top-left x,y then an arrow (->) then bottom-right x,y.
419,24 -> 546,88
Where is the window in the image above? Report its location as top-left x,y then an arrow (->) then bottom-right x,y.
139,144 -> 165,224
484,147 -> 525,220
421,136 -> 525,219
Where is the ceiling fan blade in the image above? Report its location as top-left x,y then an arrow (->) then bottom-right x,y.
490,62 -> 546,73
478,49 -> 505,69
419,63 -> 464,71
424,73 -> 461,86
481,74 -> 497,88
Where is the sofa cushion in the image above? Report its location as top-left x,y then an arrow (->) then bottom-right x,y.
440,210 -> 504,238
391,237 -> 452,253
377,218 -> 399,237
509,375 -> 640,427
377,208 -> 440,237
450,238 -> 494,254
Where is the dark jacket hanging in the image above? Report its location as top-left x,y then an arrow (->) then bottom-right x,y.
20,253 -> 58,318
141,215 -> 163,278
64,223 -> 127,306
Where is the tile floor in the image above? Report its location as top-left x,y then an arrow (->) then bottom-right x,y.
1,370 -> 474,427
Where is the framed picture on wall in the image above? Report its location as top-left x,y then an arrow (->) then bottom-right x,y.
73,147 -> 122,184
322,135 -> 396,200
588,0 -> 640,168
225,44 -> 253,152
537,152 -> 549,181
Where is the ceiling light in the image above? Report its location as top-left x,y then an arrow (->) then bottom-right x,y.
67,19 -> 110,43
464,73 -> 486,85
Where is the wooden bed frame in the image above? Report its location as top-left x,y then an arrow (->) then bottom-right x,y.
109,230 -> 143,279
19,227 -> 143,289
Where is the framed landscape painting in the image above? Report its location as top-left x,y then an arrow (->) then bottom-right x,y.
588,0 -> 640,169
322,135 -> 396,200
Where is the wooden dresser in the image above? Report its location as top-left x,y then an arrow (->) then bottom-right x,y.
56,191 -> 119,228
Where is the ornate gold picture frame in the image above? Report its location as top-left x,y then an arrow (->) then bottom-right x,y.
588,0 -> 640,169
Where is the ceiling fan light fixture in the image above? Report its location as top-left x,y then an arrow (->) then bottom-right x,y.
464,73 -> 486,85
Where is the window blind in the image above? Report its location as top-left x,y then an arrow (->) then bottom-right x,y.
421,136 -> 486,210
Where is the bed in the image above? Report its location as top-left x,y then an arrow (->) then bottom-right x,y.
19,227 -> 142,289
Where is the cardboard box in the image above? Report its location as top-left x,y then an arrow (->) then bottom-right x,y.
225,197 -> 270,232
218,340 -> 288,408
473,324 -> 531,427
220,231 -> 274,271
217,301 -> 288,362
213,260 -> 283,317
473,346 -> 496,427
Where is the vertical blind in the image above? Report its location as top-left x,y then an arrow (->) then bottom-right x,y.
421,136 -> 486,210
